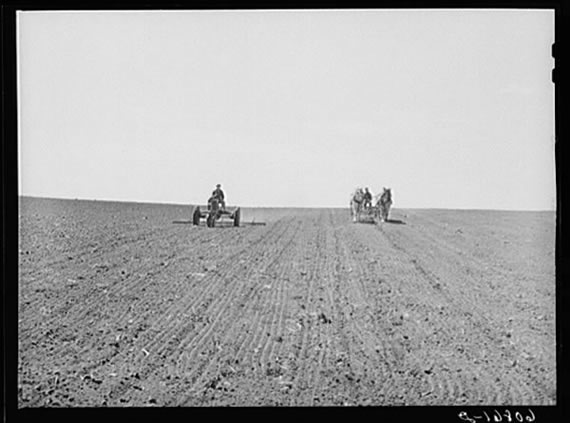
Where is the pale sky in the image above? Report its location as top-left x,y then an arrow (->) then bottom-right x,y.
17,9 -> 556,210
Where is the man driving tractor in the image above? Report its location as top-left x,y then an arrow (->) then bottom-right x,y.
211,184 -> 226,211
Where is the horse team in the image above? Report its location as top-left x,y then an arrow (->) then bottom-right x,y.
350,187 -> 392,224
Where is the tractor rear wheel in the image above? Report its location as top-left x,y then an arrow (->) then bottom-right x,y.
233,208 -> 241,227
192,207 -> 201,225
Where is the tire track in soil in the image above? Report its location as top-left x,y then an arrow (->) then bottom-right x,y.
19,225 -> 227,345
383,222 -> 551,405
128,227 -> 275,367
258,214 -> 383,406
19,227 -> 237,407
341,223 -> 480,405
205,216 -> 316,407
373,224 -> 517,404
183,220 -> 299,372
250,238 -> 293,376
368,223 -> 545,404
107,227 -> 247,328
259,237 -> 296,372
283,215 -> 328,406
173,221 -> 291,362
285,212 -> 334,406
104,219 -> 297,405
386,217 -> 550,319
19,224 -> 167,292
19,226 -> 230,367
175,219 -> 305,405
389,214 -> 554,327
305,211 -> 337,406
286,212 -> 379,406
164,218 -> 303,406
19,231 -> 190,406
389,217 -> 556,373
231,262 -> 283,373
405,212 -> 554,282
336,223 -> 411,404
24,225 -> 267,407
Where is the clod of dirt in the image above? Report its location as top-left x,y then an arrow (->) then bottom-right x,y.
318,312 -> 332,324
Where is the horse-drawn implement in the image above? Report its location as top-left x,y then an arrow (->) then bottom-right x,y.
193,198 -> 241,227
350,187 -> 392,224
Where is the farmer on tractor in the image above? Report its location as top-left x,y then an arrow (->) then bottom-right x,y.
212,184 -> 226,211
193,183 -> 240,227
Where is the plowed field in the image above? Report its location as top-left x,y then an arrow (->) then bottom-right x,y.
18,197 -> 556,407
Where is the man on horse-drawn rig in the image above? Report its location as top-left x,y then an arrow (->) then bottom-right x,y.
211,183 -> 226,211
363,187 -> 373,209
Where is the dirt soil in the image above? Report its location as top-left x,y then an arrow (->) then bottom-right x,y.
18,197 -> 556,407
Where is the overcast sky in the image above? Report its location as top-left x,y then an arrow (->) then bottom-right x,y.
17,9 -> 555,210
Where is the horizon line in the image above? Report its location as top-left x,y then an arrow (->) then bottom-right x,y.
17,195 -> 557,213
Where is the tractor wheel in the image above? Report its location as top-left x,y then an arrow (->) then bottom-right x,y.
233,208 -> 241,227
192,207 -> 201,225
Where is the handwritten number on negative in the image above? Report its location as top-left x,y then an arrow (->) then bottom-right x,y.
458,409 -> 535,423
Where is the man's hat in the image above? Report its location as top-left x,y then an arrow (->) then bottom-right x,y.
216,184 -> 221,187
